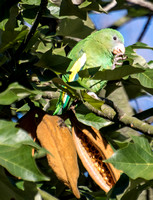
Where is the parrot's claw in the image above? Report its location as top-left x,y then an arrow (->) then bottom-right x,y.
112,53 -> 127,69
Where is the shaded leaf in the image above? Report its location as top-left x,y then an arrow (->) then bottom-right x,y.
92,65 -> 144,81
38,188 -> 59,200
60,0 -> 86,19
121,179 -> 153,200
35,50 -> 71,74
57,17 -> 94,39
21,4 -> 40,25
0,29 -> 28,53
0,166 -> 42,200
0,0 -> 20,21
0,120 -> 49,182
52,77 -> 80,99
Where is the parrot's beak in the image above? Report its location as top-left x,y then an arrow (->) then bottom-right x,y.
113,43 -> 125,55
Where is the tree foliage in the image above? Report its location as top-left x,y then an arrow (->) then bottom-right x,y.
0,0 -> 153,199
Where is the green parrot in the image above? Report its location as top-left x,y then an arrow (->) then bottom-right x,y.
54,28 -> 125,115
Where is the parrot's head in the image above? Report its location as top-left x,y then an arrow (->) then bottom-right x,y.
95,28 -> 125,55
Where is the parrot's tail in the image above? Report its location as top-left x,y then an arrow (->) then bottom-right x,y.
53,92 -> 70,115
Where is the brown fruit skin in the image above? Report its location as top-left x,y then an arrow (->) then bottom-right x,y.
71,114 -> 120,193
36,114 -> 80,199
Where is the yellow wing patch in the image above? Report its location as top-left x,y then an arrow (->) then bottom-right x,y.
62,53 -> 86,103
69,53 -> 86,82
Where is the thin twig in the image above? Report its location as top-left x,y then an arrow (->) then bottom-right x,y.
137,15 -> 152,42
103,0 -> 117,12
15,0 -> 48,60
126,0 -> 153,12
92,0 -> 117,14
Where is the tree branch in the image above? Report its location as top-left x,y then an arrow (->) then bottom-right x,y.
100,107 -> 153,135
137,15 -> 152,42
84,99 -> 153,137
103,0 -> 117,12
126,0 -> 153,12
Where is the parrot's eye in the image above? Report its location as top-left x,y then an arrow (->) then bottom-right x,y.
113,36 -> 117,40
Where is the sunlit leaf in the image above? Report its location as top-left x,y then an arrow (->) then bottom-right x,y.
131,69 -> 153,88
106,136 -> 153,180
0,82 -> 39,105
75,104 -> 110,129
130,42 -> 153,50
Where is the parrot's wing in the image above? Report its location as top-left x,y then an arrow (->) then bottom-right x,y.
54,53 -> 87,115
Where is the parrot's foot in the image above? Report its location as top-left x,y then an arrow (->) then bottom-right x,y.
112,53 -> 127,69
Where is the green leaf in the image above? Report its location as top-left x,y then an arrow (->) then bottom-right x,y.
121,179 -> 153,200
127,7 -> 149,17
79,0 -> 105,13
57,17 -> 94,39
0,120 -> 49,182
16,103 -> 30,112
81,91 -> 104,111
0,19 -> 8,30
0,0 -> 20,22
79,0 -> 92,8
38,188 -> 59,200
131,69 -> 153,89
21,0 -> 41,5
106,136 -> 153,180
0,120 -> 39,148
35,50 -> 71,74
52,77 -> 80,99
75,104 -> 110,129
0,82 -> 39,105
36,41 -> 52,53
130,42 -> 153,50
0,29 -> 28,53
91,65 -> 144,81
125,47 -> 149,69
60,0 -> 86,20
0,166 -> 42,200
47,2 -> 62,19
21,4 -> 40,25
